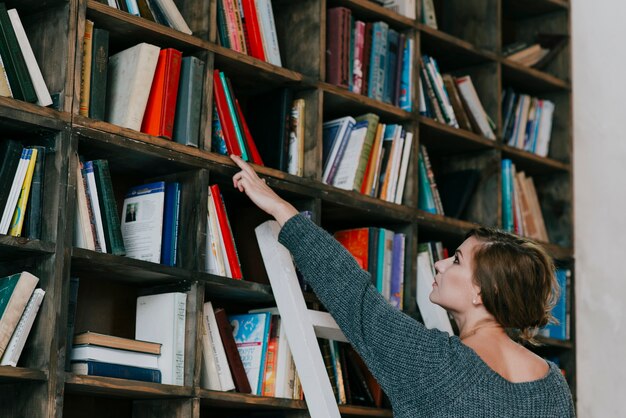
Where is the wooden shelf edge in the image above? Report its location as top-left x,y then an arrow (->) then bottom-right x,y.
0,366 -> 48,382
339,404 -> 394,417
197,388 -> 306,409
320,82 -> 412,120
501,145 -> 571,172
86,0 -> 207,50
501,59 -> 571,91
0,235 -> 56,254
65,373 -> 193,398
418,24 -> 498,61
418,116 -> 497,147
0,96 -> 69,129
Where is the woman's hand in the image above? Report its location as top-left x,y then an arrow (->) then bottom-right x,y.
231,155 -> 299,226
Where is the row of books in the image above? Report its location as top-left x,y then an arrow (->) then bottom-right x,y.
80,30 -> 206,147
98,0 -> 192,34
322,115 -> 413,204
0,5 -> 52,106
74,155 -> 182,266
501,159 -> 549,242
502,88 -> 555,157
335,228 -> 406,310
419,56 -> 496,140
0,272 -> 45,367
326,7 -> 414,110
216,0 -> 282,67
206,184 -> 242,279
539,268 -> 571,341
0,140 -> 46,239
69,290 -> 186,385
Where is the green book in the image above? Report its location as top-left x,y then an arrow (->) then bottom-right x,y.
92,160 -> 126,256
353,113 -> 380,192
88,27 -> 109,121
0,271 -> 38,357
0,3 -> 37,102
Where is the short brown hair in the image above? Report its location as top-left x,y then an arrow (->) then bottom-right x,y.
466,227 -> 558,344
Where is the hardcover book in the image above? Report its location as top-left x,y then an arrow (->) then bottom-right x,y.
121,181 -> 165,263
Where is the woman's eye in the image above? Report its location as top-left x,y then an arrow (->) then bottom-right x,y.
453,255 -> 460,264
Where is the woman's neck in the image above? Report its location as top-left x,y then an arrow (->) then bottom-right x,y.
454,313 -> 505,341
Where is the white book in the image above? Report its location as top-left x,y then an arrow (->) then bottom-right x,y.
515,95 -> 532,148
81,161 -> 107,253
74,158 -> 96,251
107,0 -> 117,7
385,128 -> 405,202
7,9 -> 52,107
394,131 -> 413,204
322,116 -> 356,184
288,99 -> 305,176
382,0 -> 416,19
535,100 -> 555,157
204,301 -> 235,391
120,182 -> 165,263
421,0 -> 438,28
255,0 -> 282,66
1,289 -> 45,366
152,0 -> 192,34
71,344 -> 160,369
208,188 -> 231,278
106,43 -> 160,131
416,252 -> 454,335
0,149 -> 31,234
455,76 -> 495,140
200,303 -> 221,391
332,121 -> 368,190
205,217 -> 220,275
125,0 -> 141,16
136,292 -> 187,385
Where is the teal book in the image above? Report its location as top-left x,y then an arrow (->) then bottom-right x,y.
219,72 -> 249,161
92,160 -> 126,255
418,151 -> 436,214
228,312 -> 271,395
173,56 -> 205,147
0,271 -> 38,357
501,159 -> 513,232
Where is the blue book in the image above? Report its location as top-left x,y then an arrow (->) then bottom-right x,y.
228,312 -> 272,395
211,104 -> 229,155
174,56 -> 205,147
543,269 -> 569,340
71,360 -> 162,383
367,21 -> 389,101
383,28 -> 399,105
501,159 -> 513,232
376,228 -> 386,293
322,117 -> 355,184
161,182 -> 181,267
125,0 -> 141,16
417,150 -> 436,214
389,233 -> 405,309
399,38 -> 413,111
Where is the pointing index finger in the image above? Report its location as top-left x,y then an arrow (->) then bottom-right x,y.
230,154 -> 258,177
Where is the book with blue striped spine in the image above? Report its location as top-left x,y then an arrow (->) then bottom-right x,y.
501,159 -> 513,232
399,37 -> 413,111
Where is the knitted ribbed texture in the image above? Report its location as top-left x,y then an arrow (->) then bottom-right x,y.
278,214 -> 575,418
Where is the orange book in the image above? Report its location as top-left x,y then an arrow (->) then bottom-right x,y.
141,48 -> 183,139
334,228 -> 369,270
261,315 -> 279,396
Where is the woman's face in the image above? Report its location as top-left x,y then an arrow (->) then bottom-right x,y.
431,236 -> 483,314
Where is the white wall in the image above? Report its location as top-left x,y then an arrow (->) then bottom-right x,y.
573,1 -> 626,416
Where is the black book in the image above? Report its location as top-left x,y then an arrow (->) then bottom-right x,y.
0,139 -> 23,214
88,28 -> 109,121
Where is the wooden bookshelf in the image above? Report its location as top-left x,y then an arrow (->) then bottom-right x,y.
0,0 -> 574,416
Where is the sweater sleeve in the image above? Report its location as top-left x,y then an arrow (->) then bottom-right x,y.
278,214 -> 458,396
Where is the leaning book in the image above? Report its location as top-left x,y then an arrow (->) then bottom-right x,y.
120,181 -> 165,263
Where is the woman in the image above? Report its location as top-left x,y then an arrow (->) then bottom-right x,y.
231,155 -> 575,417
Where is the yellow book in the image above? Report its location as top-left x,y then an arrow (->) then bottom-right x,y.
9,148 -> 37,237
79,20 -> 94,116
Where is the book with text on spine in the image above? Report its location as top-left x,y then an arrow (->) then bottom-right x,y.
121,181 -> 165,263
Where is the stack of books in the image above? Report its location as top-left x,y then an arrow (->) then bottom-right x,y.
205,184 -> 243,279
0,140 -> 46,239
419,56 -> 496,140
0,5 -> 52,106
98,0 -> 192,34
322,114 -> 413,204
326,7 -> 414,111
502,87 -> 555,157
0,272 -> 45,367
73,156 -> 126,256
501,159 -> 549,242
80,29 -> 207,147
334,228 -> 406,310
216,0 -> 282,67
211,70 -> 264,164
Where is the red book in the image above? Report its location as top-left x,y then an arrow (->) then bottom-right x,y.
241,0 -> 266,61
214,308 -> 252,393
210,184 -> 243,279
334,228 -> 369,270
141,48 -> 183,139
212,70 -> 242,156
234,98 -> 264,166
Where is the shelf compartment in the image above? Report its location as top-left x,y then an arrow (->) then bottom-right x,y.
328,0 -> 416,30
501,59 -> 570,94
321,83 -> 412,123
419,24 -> 496,70
64,373 -> 193,399
0,236 -> 56,260
419,117 -> 496,153
86,0 -> 207,53
0,366 -> 47,383
503,0 -> 569,19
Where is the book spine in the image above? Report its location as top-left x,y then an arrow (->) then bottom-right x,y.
79,161 -> 101,252
216,0 -> 231,48
212,70 -> 241,156
204,302 -> 236,391
399,37 -> 413,111
75,360 -> 162,383
214,308 -> 252,393
8,148 -> 38,236
241,0 -> 266,60
0,149 -> 30,234
352,21 -> 365,94
0,288 -> 44,366
210,184 -> 243,279
79,20 -> 94,116
234,98 -> 264,165
24,145 -> 45,240
92,160 -> 125,255
88,28 -> 110,121
353,114 -> 379,192
219,72 -> 249,161
211,104 -> 229,155
417,150 -> 436,214
0,272 -> 38,357
389,233 -> 404,309
256,0 -> 281,66
501,159 -> 513,232
0,141 -> 23,212
173,56 -> 204,147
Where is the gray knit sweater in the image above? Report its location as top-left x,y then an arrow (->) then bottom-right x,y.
278,215 -> 575,418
